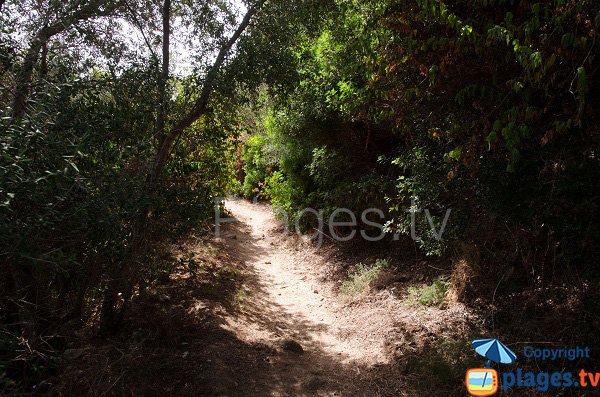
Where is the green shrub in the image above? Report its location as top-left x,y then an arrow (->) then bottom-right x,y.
242,134 -> 270,199
407,276 -> 450,307
385,147 -> 452,257
265,171 -> 300,217
341,259 -> 389,296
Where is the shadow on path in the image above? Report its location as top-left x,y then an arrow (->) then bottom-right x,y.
113,213 -> 404,396
54,202 -> 473,396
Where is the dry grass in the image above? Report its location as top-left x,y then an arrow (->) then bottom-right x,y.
448,258 -> 474,302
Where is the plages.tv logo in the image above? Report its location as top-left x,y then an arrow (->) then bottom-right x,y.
466,338 -> 517,396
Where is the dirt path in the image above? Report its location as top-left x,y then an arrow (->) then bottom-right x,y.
57,199 -> 473,396
221,199 -> 390,366
191,199 -> 400,396
186,199 -> 471,396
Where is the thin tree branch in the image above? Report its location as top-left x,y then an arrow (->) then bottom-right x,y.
123,0 -> 158,62
155,0 -> 171,144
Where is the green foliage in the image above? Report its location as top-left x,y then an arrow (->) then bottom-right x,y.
265,171 -> 301,217
0,0 -> 249,389
341,259 -> 389,295
407,277 -> 450,307
2,0 -> 600,390
246,0 -> 600,271
242,134 -> 269,199
385,147 -> 451,256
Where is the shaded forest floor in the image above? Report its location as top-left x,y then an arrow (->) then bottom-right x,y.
53,199 -> 482,396
51,199 -> 600,396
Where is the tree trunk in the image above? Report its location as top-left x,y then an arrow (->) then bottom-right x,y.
10,34 -> 46,122
8,262 -> 38,338
149,0 -> 265,185
98,210 -> 149,335
40,41 -> 48,78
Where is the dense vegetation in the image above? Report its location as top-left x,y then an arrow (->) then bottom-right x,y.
238,0 -> 600,379
0,0 -> 323,391
242,0 -> 600,274
0,0 -> 599,393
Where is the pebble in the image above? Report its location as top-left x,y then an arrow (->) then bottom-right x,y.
282,339 -> 304,354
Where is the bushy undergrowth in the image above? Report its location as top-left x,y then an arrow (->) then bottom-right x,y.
407,277 -> 451,307
240,0 -> 600,278
0,61 -> 237,392
341,259 -> 390,296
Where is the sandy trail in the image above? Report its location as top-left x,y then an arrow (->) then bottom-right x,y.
221,199 -> 391,366
57,199 -> 472,396
167,199 -> 470,396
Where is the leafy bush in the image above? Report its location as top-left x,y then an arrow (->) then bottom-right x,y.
242,134 -> 270,199
0,51 -> 236,392
242,0 -> 600,282
407,277 -> 450,307
341,259 -> 389,296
